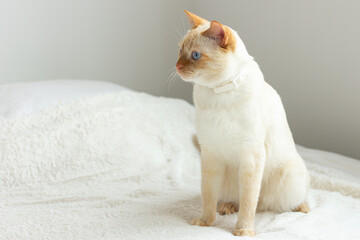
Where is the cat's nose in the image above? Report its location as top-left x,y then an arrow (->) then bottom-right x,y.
176,63 -> 183,70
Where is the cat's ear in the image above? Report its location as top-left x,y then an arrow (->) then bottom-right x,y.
184,10 -> 207,28
202,21 -> 235,49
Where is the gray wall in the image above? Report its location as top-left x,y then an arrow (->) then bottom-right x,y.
0,0 -> 359,159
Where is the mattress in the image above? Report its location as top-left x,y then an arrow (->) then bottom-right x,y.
0,80 -> 359,240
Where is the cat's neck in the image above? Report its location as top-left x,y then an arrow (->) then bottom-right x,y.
193,60 -> 264,110
212,58 -> 255,94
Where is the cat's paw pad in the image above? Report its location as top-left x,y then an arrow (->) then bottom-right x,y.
293,202 -> 310,213
218,202 -> 238,215
233,229 -> 255,237
191,218 -> 209,227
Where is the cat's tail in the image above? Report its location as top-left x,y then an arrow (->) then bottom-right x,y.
192,134 -> 201,153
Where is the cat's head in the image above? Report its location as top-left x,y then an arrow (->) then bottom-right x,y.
176,10 -> 251,88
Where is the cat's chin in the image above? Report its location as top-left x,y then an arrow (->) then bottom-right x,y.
178,75 -> 194,83
181,77 -> 217,89
179,73 -> 217,88
181,78 -> 194,83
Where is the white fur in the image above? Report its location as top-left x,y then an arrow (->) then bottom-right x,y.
181,25 -> 310,233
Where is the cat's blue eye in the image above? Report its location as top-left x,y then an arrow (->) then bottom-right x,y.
192,51 -> 201,60
179,49 -> 182,54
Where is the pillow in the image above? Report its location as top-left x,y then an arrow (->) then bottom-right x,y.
0,79 -> 128,119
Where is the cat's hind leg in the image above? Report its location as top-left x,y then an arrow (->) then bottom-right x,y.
217,202 -> 238,215
293,202 -> 309,213
258,158 -> 309,213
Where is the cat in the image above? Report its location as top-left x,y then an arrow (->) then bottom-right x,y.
176,10 -> 310,237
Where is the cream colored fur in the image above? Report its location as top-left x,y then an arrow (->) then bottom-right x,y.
178,12 -> 309,237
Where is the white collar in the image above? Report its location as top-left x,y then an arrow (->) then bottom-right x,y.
213,58 -> 254,94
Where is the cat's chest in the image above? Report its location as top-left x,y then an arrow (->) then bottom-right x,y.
195,107 -> 256,159
193,85 -> 265,159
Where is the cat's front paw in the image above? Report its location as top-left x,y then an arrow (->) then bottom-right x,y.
191,218 -> 211,227
233,228 -> 255,237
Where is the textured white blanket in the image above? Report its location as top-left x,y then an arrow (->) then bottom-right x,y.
0,90 -> 359,240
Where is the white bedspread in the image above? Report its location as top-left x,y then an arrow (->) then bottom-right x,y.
0,90 -> 359,240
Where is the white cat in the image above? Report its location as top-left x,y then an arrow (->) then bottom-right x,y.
176,10 -> 310,237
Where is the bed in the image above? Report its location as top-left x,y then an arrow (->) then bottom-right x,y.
0,80 -> 359,240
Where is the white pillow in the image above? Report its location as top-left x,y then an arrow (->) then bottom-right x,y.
0,79 -> 128,119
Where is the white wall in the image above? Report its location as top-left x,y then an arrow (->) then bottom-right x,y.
0,0 -> 359,159
0,0 -> 191,99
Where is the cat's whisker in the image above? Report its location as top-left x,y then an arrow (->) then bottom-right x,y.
167,71 -> 176,82
167,66 -> 176,73
166,73 -> 174,91
167,69 -> 179,91
173,25 -> 183,41
168,69 -> 177,83
170,74 -> 180,89
169,71 -> 178,83
166,70 -> 175,83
